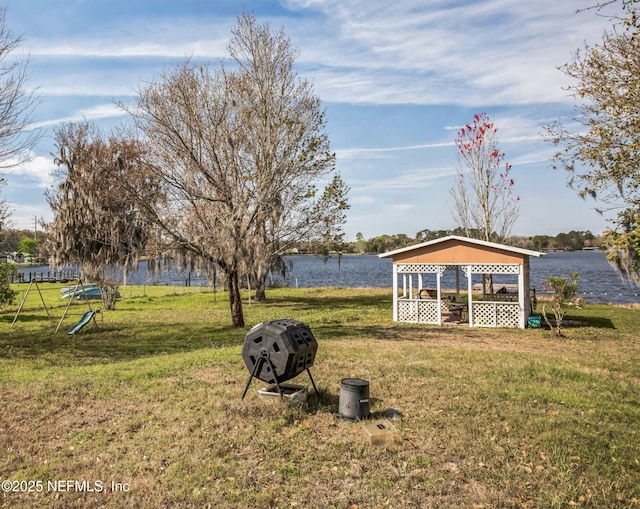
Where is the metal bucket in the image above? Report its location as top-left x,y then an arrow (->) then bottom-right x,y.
338,378 -> 370,420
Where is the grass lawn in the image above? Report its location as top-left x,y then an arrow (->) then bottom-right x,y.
1,285 -> 639,508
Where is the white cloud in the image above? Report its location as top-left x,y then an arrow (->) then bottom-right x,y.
6,155 -> 56,189
21,13 -> 232,60
16,1 -> 618,107
388,203 -> 415,213
287,0 -> 616,106
510,148 -> 554,168
26,39 -> 229,60
354,166 -> 455,192
350,195 -> 375,205
8,202 -> 52,231
336,141 -> 454,160
33,103 -> 127,129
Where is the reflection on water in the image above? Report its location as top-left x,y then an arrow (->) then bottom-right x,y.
17,251 -> 640,305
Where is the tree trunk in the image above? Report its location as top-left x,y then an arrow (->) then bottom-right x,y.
228,269 -> 245,327
482,274 -> 494,296
253,266 -> 267,301
100,287 -> 117,311
254,279 -> 266,301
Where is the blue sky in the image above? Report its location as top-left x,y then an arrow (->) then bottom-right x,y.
1,0 -> 620,240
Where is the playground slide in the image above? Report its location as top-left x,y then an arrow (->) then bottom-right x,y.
66,310 -> 96,335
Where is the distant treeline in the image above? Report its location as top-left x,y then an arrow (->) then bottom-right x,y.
299,228 -> 601,255
2,226 -> 601,258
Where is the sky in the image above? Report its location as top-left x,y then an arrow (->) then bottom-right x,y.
0,0 -> 623,241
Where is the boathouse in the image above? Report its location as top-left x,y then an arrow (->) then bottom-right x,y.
378,236 -> 544,328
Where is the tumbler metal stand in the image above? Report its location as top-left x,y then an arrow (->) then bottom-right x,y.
241,349 -> 318,399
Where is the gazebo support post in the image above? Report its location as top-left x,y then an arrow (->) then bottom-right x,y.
436,268 -> 443,325
518,265 -> 526,328
465,265 -> 474,327
392,264 -> 399,322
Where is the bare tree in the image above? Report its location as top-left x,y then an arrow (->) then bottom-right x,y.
225,15 -> 348,300
125,14 -> 346,327
46,122 -> 156,310
0,7 -> 38,169
450,112 -> 519,243
0,178 -> 11,253
0,6 -> 40,232
0,178 -> 10,229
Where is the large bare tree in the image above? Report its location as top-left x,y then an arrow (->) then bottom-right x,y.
224,15 -> 349,300
46,123 -> 156,309
125,14 -> 347,327
545,1 -> 640,284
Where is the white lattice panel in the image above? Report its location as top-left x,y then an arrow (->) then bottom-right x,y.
397,299 -> 439,324
397,264 -> 443,274
472,302 -> 519,327
472,303 -> 495,326
397,263 -> 520,275
468,264 -> 520,275
398,300 -> 418,322
496,303 -> 520,327
419,300 -> 440,323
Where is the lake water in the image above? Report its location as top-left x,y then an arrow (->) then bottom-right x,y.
270,252 -> 640,305
17,251 -> 640,305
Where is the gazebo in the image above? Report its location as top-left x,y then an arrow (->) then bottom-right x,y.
378,236 -> 544,328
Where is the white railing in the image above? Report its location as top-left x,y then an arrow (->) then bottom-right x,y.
396,297 -> 520,327
471,301 -> 520,327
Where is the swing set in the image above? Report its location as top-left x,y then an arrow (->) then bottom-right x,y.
11,279 -> 101,334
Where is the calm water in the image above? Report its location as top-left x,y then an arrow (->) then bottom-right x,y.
272,252 -> 640,305
18,251 -> 640,305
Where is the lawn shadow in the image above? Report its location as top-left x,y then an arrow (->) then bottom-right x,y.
0,311 -> 52,324
0,320 -> 246,365
314,323 -> 472,342
565,315 -> 616,329
264,289 -> 392,312
536,312 -> 617,330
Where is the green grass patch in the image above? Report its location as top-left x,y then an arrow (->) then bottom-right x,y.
1,286 -> 639,508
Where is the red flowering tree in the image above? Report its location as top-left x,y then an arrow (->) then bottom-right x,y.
450,112 -> 519,243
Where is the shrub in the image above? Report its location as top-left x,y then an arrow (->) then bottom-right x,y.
0,263 -> 17,307
541,271 -> 579,337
